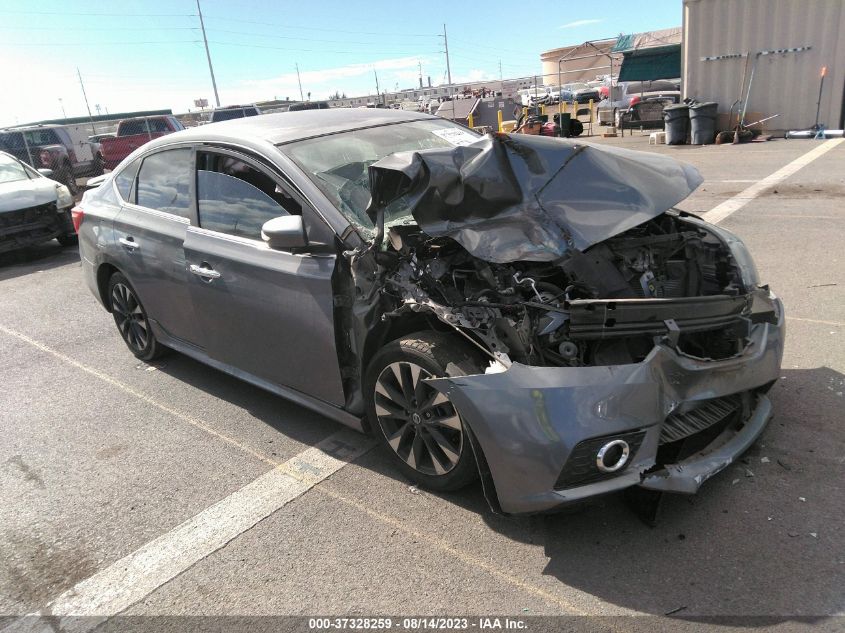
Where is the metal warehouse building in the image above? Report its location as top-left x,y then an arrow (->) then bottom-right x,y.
683,0 -> 845,131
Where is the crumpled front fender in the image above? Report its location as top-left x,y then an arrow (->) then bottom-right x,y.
426,298 -> 784,514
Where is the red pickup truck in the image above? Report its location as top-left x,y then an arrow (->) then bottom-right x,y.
100,115 -> 184,170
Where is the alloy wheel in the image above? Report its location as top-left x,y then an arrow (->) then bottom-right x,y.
374,361 -> 463,476
111,283 -> 149,352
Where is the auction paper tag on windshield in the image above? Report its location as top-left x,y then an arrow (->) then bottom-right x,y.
431,127 -> 480,147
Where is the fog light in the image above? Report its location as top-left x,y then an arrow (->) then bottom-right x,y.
596,439 -> 630,473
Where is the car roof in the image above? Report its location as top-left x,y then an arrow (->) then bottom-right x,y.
147,109 -> 434,149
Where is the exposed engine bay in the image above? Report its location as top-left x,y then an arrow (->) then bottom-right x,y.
373,212 -> 758,369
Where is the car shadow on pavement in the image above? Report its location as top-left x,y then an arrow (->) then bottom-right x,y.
0,242 -> 79,282
154,354 -> 844,620
153,352 -> 359,450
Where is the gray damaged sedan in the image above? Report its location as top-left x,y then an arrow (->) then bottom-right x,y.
75,110 -> 784,515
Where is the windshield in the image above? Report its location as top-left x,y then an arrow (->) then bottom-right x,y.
0,153 -> 32,184
280,119 -> 481,235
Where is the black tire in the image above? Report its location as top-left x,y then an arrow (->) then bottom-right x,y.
365,332 -> 482,492
107,272 -> 166,361
57,234 -> 77,246
92,153 -> 105,176
59,162 -> 79,195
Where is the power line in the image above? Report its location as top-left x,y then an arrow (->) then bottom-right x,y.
0,9 -> 195,17
201,15 -> 435,38
0,25 -> 199,31
206,28 -> 435,48
209,40 -> 441,56
7,40 -> 202,46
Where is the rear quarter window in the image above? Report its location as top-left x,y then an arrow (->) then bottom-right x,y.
114,157 -> 142,202
135,148 -> 192,218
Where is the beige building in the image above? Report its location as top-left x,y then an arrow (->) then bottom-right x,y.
683,0 -> 845,131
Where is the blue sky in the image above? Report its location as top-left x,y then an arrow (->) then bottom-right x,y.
0,0 -> 682,125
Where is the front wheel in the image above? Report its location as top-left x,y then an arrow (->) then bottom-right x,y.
59,162 -> 79,195
365,332 -> 482,491
92,153 -> 105,176
107,272 -> 166,361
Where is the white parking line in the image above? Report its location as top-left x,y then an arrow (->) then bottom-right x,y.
2,430 -> 374,633
701,138 -> 844,225
0,323 -> 616,617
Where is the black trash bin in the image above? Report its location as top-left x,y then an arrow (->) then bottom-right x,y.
663,104 -> 690,144
689,101 -> 719,144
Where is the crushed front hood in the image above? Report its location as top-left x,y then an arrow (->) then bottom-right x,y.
367,133 -> 702,263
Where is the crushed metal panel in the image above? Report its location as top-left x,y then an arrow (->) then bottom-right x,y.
366,133 -> 702,263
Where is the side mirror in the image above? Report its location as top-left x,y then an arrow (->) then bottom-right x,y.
261,215 -> 308,250
37,168 -> 54,177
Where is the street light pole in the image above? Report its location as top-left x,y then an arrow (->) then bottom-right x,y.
196,0 -> 220,107
296,63 -> 304,102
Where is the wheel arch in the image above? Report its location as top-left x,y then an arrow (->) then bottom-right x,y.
96,262 -> 121,311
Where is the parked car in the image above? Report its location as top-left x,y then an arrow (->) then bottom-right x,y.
0,124 -> 104,194
100,115 -> 184,171
75,110 -> 783,515
566,82 -> 602,103
0,150 -> 76,253
609,79 -> 681,110
89,132 -> 117,143
209,104 -> 262,123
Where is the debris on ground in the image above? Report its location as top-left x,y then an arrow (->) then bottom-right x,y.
788,531 -> 799,537
799,497 -> 806,502
761,456 -> 771,463
777,459 -> 792,471
810,532 -> 818,538
745,468 -> 755,478
408,486 -> 423,495
807,283 -> 837,288
665,606 -> 688,616
732,479 -> 740,485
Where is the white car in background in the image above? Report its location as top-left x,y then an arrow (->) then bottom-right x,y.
0,150 -> 76,253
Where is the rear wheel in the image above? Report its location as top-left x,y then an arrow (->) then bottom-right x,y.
365,332 -> 482,491
107,272 -> 166,361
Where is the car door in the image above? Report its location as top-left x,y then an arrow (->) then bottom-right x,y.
111,147 -> 200,346
183,147 -> 345,406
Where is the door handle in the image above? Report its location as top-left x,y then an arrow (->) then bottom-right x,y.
189,263 -> 221,280
118,237 -> 139,250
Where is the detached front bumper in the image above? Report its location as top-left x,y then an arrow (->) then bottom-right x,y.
427,292 -> 785,515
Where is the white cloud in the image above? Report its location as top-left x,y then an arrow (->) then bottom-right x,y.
559,19 -> 602,29
235,56 -> 430,101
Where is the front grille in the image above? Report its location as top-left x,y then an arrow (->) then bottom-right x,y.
0,202 -> 62,251
660,395 -> 741,445
554,430 -> 646,490
0,202 -> 57,229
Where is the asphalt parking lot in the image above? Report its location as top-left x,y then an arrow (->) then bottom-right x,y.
1,135 -> 843,630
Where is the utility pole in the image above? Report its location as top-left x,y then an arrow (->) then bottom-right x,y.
442,24 -> 452,94
196,0 -> 220,107
296,63 -> 304,101
58,98 -> 67,120
373,69 -> 380,105
418,60 -> 423,89
77,68 -> 96,133
498,59 -> 503,81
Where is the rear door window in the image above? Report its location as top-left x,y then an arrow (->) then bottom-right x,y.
135,148 -> 192,218
196,152 -> 300,240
